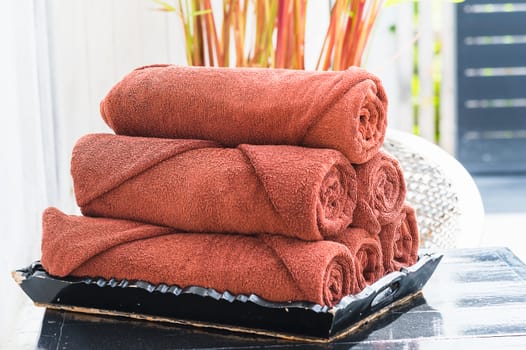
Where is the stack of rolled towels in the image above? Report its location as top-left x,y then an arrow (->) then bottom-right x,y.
41,64 -> 419,307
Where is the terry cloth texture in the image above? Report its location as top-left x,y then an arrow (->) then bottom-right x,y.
71,134 -> 357,241
37,64 -> 426,308
100,64 -> 388,164
351,151 -> 406,234
329,228 -> 384,293
41,208 -> 355,307
379,204 -> 420,273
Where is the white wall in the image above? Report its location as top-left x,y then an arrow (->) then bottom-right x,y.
0,0 -> 50,343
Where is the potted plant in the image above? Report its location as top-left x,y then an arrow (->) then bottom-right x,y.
153,0 -> 386,70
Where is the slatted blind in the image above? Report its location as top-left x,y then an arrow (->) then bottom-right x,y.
456,0 -> 526,173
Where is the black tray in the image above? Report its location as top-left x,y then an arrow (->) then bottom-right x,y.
13,253 -> 442,342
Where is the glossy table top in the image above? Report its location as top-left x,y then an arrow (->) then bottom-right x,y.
34,247 -> 526,349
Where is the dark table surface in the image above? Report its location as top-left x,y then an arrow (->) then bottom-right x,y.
33,247 -> 526,349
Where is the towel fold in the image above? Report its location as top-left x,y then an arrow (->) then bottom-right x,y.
379,204 -> 420,272
41,208 -> 355,306
100,64 -> 388,164
71,134 -> 357,241
351,151 -> 406,234
330,228 -> 384,292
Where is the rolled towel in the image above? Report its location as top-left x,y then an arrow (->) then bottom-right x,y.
71,134 -> 357,241
379,204 -> 420,272
330,228 -> 384,293
100,64 -> 388,164
351,151 -> 406,234
41,208 -> 356,307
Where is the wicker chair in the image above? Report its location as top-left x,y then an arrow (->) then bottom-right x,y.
382,129 -> 485,249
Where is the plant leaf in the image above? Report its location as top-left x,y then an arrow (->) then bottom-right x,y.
192,9 -> 213,16
152,0 -> 177,12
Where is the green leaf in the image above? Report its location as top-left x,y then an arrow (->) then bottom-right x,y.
152,0 -> 176,12
192,9 -> 213,17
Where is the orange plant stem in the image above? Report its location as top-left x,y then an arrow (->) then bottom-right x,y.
355,0 -> 384,67
203,0 -> 223,66
221,0 -> 232,66
200,1 -> 215,66
317,2 -> 339,70
232,0 -> 244,66
191,0 -> 204,65
275,0 -> 287,68
294,0 -> 307,69
333,0 -> 351,70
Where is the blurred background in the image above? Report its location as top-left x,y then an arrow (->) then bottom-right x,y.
2,0 -> 525,345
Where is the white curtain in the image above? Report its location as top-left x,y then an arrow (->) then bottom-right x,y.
0,0 -> 55,344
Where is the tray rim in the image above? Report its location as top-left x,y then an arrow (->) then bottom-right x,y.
13,252 -> 441,312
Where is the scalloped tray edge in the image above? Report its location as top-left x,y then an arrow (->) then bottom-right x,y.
13,252 -> 442,340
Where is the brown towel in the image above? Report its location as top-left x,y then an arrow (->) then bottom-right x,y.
100,64 -> 388,164
71,134 -> 357,241
41,208 -> 355,307
379,204 -> 420,273
351,151 -> 406,234
330,228 -> 384,292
